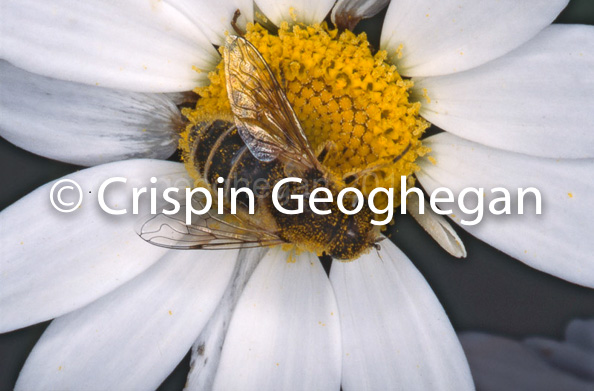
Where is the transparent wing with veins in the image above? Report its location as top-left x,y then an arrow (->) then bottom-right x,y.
223,35 -> 321,170
137,196 -> 284,250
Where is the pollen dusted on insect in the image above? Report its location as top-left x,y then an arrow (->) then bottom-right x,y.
181,21 -> 430,206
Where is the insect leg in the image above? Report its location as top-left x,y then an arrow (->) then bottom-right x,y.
316,141 -> 337,165
231,10 -> 245,36
342,142 -> 411,185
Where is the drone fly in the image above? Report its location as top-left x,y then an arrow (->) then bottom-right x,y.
138,35 -> 385,260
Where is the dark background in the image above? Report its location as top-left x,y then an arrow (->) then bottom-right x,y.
1,1 -> 593,389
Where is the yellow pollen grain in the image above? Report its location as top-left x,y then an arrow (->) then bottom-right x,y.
181,22 -> 428,206
568,192 -> 573,198
255,11 -> 269,23
283,248 -> 299,263
422,88 -> 431,104
395,43 -> 404,59
289,7 -> 297,22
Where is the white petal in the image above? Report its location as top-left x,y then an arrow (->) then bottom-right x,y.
566,319 -> 594,351
417,133 -> 594,287
0,0 -> 219,92
213,247 -> 341,391
331,0 -> 389,29
406,195 -> 467,258
0,159 -> 192,332
524,337 -> 594,381
414,25 -> 594,159
381,0 -> 568,77
460,333 -> 594,391
15,248 -> 238,391
254,0 -> 335,26
185,248 -> 265,391
330,240 -> 473,390
166,0 -> 253,46
0,61 -> 179,166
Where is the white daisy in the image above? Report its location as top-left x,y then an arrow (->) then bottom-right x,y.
0,0 -> 593,389
0,158 -> 473,390
460,318 -> 594,391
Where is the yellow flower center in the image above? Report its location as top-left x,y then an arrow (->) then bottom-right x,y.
181,22 -> 428,207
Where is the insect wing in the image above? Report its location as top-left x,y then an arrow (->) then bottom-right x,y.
223,35 -> 320,169
137,196 -> 284,250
